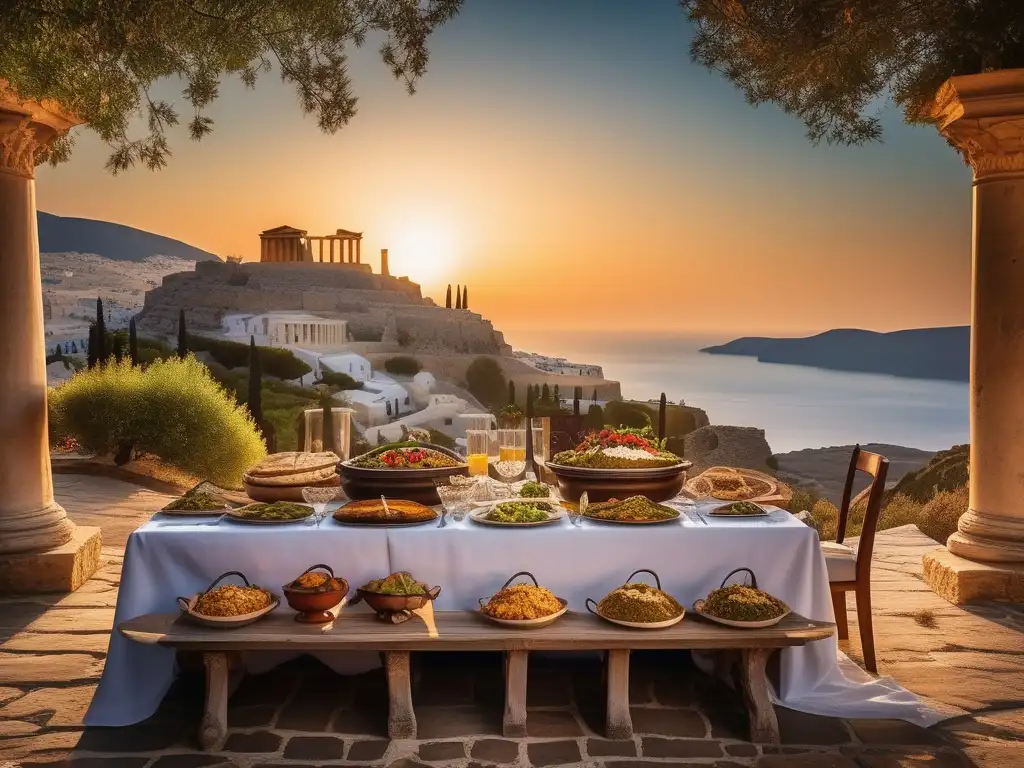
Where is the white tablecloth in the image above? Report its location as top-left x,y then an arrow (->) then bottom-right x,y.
86,505 -> 950,727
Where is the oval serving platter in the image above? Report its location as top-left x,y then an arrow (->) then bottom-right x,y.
692,600 -> 791,629
468,502 -> 564,527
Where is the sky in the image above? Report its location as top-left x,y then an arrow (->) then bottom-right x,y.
35,0 -> 974,337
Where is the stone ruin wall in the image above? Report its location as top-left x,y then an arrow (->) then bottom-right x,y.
136,261 -> 507,354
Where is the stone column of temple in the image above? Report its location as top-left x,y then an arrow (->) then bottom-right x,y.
923,69 -> 1024,603
0,84 -> 100,592
356,238 -> 361,263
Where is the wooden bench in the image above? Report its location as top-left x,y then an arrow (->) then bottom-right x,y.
119,610 -> 833,750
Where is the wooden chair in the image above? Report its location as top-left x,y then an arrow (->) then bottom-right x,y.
825,445 -> 888,674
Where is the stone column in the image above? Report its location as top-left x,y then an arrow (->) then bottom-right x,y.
922,69 -> 1024,603
329,239 -> 335,263
0,83 -> 100,592
356,238 -> 361,263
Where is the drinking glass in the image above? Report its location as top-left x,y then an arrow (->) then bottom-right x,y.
302,486 -> 340,527
495,429 -> 526,496
531,417 -> 548,465
465,430 -> 491,478
434,480 -> 471,522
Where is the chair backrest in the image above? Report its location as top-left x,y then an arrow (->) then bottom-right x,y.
836,445 -> 889,582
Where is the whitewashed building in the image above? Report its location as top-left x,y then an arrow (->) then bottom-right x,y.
319,352 -> 372,383
222,311 -> 347,350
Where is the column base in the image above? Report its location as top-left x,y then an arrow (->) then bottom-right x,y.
922,546 -> 1024,605
0,525 -> 102,594
947,509 -> 1024,562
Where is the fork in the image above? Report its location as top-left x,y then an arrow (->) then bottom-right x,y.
436,508 -> 448,528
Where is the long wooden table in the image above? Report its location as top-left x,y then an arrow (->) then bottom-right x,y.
119,609 -> 834,750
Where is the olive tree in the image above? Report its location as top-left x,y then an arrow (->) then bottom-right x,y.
0,0 -> 462,172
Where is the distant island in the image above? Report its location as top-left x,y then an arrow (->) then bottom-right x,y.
38,211 -> 220,263
701,327 -> 969,382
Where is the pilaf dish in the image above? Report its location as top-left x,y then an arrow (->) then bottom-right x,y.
193,584 -> 274,617
482,584 -> 562,620
597,582 -> 684,623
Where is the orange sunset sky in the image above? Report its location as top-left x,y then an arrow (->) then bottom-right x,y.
34,0 -> 973,337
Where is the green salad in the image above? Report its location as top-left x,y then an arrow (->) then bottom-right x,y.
519,481 -> 550,498
486,501 -> 553,524
713,501 -> 765,516
231,502 -> 312,520
165,490 -> 226,511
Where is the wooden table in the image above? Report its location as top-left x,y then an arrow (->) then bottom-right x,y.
119,610 -> 834,749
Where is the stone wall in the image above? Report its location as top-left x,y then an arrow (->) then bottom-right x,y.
683,425 -> 774,475
135,262 -> 508,355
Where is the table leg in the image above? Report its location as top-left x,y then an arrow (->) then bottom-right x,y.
503,650 -> 528,737
739,648 -> 779,744
385,651 -> 417,739
199,652 -> 230,751
605,648 -> 632,739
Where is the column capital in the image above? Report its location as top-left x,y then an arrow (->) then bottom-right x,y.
928,69 -> 1024,181
0,80 -> 80,180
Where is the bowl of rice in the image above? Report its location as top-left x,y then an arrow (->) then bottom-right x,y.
479,571 -> 568,628
177,570 -> 279,628
586,569 -> 685,629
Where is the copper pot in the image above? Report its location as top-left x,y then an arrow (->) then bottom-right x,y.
282,564 -> 349,624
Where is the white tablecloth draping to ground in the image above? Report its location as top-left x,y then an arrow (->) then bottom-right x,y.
85,506 -> 953,728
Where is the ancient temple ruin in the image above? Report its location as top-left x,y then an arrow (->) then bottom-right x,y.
259,225 -> 363,265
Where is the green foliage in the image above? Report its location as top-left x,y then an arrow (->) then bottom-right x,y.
0,1 -> 462,172
128,317 -> 139,365
466,356 -> 506,410
187,334 -> 311,380
540,383 -> 551,403
584,404 -> 605,431
682,1 -> 1024,148
508,380 -> 516,405
886,444 -> 969,503
603,400 -> 654,430
247,336 -> 262,428
95,299 -> 107,361
317,364 -> 362,390
49,356 -> 266,487
802,487 -> 963,545
384,355 -> 422,376
177,310 -> 187,359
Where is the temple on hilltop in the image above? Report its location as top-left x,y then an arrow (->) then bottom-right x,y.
260,225 -> 363,265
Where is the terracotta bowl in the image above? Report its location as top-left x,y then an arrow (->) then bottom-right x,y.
339,444 -> 468,505
282,565 -> 349,624
354,584 -> 441,614
545,461 -> 692,503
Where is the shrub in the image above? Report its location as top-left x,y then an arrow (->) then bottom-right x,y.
806,492 -> 926,543
918,485 -> 968,544
49,356 -> 266,488
603,400 -> 654,430
465,356 -> 507,409
318,367 -> 362,390
384,356 -> 422,376
187,335 -> 311,380
584,404 -> 605,430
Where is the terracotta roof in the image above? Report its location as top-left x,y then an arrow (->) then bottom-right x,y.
260,225 -> 307,236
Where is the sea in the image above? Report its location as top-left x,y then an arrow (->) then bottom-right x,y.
505,331 -> 969,455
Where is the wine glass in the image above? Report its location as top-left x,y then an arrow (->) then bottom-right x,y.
302,486 -> 340,527
495,428 -> 526,497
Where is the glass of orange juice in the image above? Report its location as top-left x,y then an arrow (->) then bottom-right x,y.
466,430 -> 490,477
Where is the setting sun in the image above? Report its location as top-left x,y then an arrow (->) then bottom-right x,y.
386,216 -> 460,290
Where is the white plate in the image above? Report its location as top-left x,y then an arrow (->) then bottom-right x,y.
706,502 -> 771,518
692,601 -> 790,628
468,503 -> 564,527
479,600 -> 569,628
585,599 -> 685,629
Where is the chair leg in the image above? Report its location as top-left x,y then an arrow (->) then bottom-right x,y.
855,586 -> 876,674
831,591 -> 849,640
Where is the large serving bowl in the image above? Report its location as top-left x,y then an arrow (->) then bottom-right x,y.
282,564 -> 349,624
353,584 -> 441,614
339,443 -> 468,505
545,461 -> 692,503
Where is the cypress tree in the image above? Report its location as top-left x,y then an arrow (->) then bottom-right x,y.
658,393 -> 667,441
533,383 -> 541,401
177,309 -> 187,359
112,334 -> 124,362
541,383 -> 550,404
322,391 -> 337,454
53,343 -> 63,360
71,341 -> 78,354
455,285 -> 462,310
87,325 -> 97,369
553,384 -> 560,404
128,317 -> 139,365
573,386 -> 580,416
592,387 -> 598,403
445,284 -> 452,309
248,336 -> 263,431
95,298 -> 107,362
462,286 -> 468,310
508,380 -> 516,405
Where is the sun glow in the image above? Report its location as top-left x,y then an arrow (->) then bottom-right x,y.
388,217 -> 459,290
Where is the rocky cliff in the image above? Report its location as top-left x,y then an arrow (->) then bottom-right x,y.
135,261 -> 510,355
683,425 -> 774,475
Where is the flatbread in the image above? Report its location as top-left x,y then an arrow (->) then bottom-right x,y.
246,452 -> 339,479
333,498 -> 437,524
243,466 -> 338,487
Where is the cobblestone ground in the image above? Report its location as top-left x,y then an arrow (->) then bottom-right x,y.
0,475 -> 1020,768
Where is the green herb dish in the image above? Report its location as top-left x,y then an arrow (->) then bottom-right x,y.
361,572 -> 428,596
486,501 -> 554,524
228,502 -> 313,522
584,496 -> 679,523
519,481 -> 550,498
586,569 -> 685,628
699,584 -> 789,623
164,490 -> 229,512
709,501 -> 767,517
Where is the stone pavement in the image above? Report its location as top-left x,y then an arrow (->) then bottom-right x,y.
0,476 -> 1020,767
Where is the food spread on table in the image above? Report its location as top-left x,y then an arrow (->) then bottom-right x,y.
584,495 -> 679,522
709,501 -> 767,516
193,584 -> 274,617
349,443 -> 462,469
333,498 -> 437,524
481,583 -> 562,620
687,467 -> 772,501
551,427 -> 683,469
484,501 -> 555,524
596,581 -> 684,623
519,480 -> 551,498
700,584 -> 789,622
163,490 -> 229,512
361,571 -> 429,595
228,502 -> 314,521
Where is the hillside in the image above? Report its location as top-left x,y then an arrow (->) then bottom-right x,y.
701,327 -> 969,382
39,212 -> 219,263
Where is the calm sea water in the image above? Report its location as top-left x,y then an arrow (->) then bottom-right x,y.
506,331 -> 969,454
